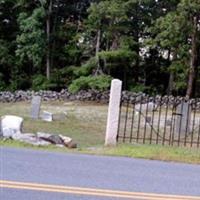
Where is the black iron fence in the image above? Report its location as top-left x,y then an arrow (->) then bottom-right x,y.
117,95 -> 200,147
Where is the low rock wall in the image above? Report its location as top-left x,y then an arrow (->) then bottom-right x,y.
0,90 -> 110,103
0,90 -> 200,107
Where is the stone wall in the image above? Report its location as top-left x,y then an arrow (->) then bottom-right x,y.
0,90 -> 200,107
0,90 -> 110,103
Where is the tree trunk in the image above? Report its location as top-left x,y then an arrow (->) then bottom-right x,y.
46,0 -> 52,80
95,29 -> 101,57
167,49 -> 174,95
110,33 -> 120,50
167,72 -> 174,95
94,29 -> 103,75
186,16 -> 199,98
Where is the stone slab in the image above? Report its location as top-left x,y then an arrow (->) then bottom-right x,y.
30,96 -> 41,119
41,111 -> 53,122
1,115 -> 23,138
175,102 -> 191,137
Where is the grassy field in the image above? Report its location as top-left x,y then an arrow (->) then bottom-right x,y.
0,101 -> 200,164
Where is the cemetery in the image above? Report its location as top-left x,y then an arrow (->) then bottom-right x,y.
1,87 -> 200,148
0,1 -> 200,168
0,95 -> 77,148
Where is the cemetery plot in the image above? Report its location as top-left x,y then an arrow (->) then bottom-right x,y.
117,98 -> 200,148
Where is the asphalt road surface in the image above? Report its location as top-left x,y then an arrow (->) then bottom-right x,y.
0,147 -> 200,200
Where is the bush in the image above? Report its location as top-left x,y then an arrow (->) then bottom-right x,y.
59,57 -> 98,86
129,84 -> 158,95
68,75 -> 112,93
73,57 -> 97,77
98,50 -> 137,64
0,73 -> 6,90
32,75 -> 50,91
9,73 -> 31,91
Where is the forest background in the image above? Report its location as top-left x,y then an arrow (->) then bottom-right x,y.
0,0 -> 200,97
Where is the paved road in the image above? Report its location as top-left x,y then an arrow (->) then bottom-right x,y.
0,147 -> 200,200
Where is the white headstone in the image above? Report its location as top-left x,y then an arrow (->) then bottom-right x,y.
31,96 -> 41,119
105,79 -> 122,146
41,111 -> 53,122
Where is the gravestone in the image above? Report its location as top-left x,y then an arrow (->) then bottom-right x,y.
145,116 -> 151,123
31,96 -> 41,119
41,111 -> 53,122
175,102 -> 191,138
166,119 -> 172,126
52,113 -> 66,121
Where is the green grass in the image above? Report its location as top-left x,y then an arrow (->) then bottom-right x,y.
0,101 -> 107,147
0,101 -> 200,164
87,144 -> 200,164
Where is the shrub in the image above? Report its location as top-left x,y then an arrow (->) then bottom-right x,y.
32,74 -> 50,91
9,73 -> 31,91
0,73 -> 6,90
73,57 -> 97,76
68,75 -> 112,93
98,50 -> 137,64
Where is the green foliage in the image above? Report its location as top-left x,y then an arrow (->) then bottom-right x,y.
169,61 -> 188,91
9,73 -> 31,91
87,0 -> 126,30
16,8 -> 46,67
57,57 -> 98,86
68,75 -> 112,93
0,73 -> 6,90
99,50 -> 136,64
129,84 -> 158,96
0,0 -> 200,97
32,73 -> 65,91
73,57 -> 97,76
32,74 -> 50,91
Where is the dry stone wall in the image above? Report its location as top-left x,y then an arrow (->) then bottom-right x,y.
1,90 -> 200,108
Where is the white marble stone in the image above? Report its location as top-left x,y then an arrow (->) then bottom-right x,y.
41,111 -> 53,122
135,102 -> 156,114
105,79 -> 122,146
1,115 -> 23,137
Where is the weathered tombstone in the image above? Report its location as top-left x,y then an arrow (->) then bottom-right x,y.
52,113 -> 66,121
175,102 -> 191,138
31,96 -> 41,119
145,116 -> 151,123
166,119 -> 172,126
41,111 -> 53,122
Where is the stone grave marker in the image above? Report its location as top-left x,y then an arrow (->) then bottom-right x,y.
41,111 -> 53,122
52,113 -> 66,121
175,102 -> 191,138
31,96 -> 41,119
